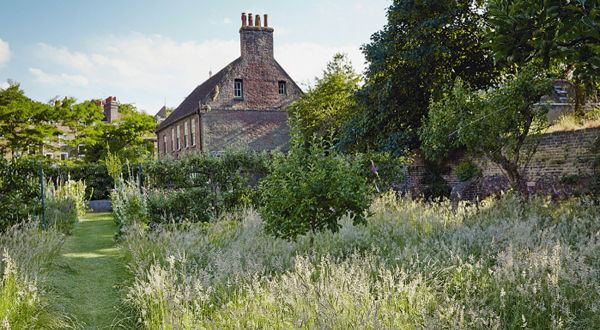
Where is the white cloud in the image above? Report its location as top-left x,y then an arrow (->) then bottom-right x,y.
1,81 -> 9,90
29,68 -> 89,86
223,18 -> 232,24
30,33 -> 365,113
0,38 -> 11,67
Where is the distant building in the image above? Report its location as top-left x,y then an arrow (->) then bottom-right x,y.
156,12 -> 302,157
42,96 -> 122,160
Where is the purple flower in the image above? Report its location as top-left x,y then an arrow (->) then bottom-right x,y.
69,202 -> 72,210
371,160 -> 378,176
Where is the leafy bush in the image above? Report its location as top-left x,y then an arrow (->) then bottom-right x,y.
143,148 -> 268,221
259,133 -> 372,241
0,159 -> 41,231
455,160 -> 482,182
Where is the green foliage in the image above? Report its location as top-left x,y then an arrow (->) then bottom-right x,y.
288,53 -> 361,142
0,82 -> 62,157
144,148 -> 268,220
455,160 -> 482,182
486,0 -> 600,91
353,151 -> 408,193
0,158 -> 41,230
85,103 -> 156,163
339,0 -> 497,154
259,131 -> 372,241
420,66 -> 554,187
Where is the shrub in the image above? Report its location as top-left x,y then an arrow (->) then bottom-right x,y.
455,160 -> 482,182
0,159 -> 41,231
259,132 -> 372,241
111,177 -> 147,235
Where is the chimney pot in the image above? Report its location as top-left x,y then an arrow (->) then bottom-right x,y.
255,14 -> 260,27
113,96 -> 116,101
241,13 -> 247,26
248,13 -> 253,26
264,14 -> 268,27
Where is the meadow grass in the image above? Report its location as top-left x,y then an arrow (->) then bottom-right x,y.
0,222 -> 69,328
121,193 -> 600,329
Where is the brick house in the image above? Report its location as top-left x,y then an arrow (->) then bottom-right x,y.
156,13 -> 302,156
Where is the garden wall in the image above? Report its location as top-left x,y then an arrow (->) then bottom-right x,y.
407,127 -> 600,197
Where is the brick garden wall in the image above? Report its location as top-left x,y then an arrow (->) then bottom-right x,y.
407,127 -> 600,195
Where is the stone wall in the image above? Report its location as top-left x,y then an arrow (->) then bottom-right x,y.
202,110 -> 289,152
407,127 -> 600,196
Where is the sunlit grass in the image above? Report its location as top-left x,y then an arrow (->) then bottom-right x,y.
121,193 -> 600,328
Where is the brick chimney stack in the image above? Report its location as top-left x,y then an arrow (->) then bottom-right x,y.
240,12 -> 274,60
103,96 -> 120,123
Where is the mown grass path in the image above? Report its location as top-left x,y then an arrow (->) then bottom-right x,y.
48,213 -> 126,329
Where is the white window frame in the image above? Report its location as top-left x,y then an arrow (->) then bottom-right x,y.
176,125 -> 181,150
234,79 -> 243,98
184,123 -> 189,148
171,128 -> 175,151
163,135 -> 167,154
60,152 -> 68,160
190,118 -> 196,146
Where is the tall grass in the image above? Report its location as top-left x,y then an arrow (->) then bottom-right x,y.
121,193 -> 600,328
0,222 -> 68,328
44,177 -> 88,234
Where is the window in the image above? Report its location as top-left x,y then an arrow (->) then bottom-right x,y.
163,135 -> 167,154
184,123 -> 189,148
190,119 -> 196,146
77,144 -> 85,157
278,81 -> 287,95
234,79 -> 243,98
60,152 -> 68,160
58,134 -> 68,146
171,128 -> 175,151
44,153 -> 53,159
176,125 -> 181,150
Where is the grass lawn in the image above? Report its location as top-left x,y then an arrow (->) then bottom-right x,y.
47,212 -> 127,329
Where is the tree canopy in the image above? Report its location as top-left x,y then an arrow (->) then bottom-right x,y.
288,53 -> 360,143
0,82 -> 61,157
339,0 -> 498,155
419,66 -> 554,187
486,0 -> 600,90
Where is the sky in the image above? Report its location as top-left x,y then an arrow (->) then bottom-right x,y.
0,0 -> 391,114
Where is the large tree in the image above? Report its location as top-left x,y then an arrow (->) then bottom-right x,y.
486,0 -> 600,101
419,66 -> 554,188
288,53 -> 361,143
54,97 -> 106,157
0,82 -> 62,157
339,0 -> 498,155
85,103 -> 155,163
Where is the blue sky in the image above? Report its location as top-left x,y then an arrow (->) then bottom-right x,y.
0,0 -> 390,113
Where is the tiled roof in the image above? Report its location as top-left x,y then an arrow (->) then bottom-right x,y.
157,57 -> 241,131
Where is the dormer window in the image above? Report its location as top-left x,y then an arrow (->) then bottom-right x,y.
234,79 -> 243,98
278,81 -> 287,95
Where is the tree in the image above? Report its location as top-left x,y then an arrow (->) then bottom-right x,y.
288,53 -> 360,143
54,97 -> 106,158
339,0 -> 498,155
259,130 -> 371,243
0,82 -> 62,157
486,0 -> 600,104
419,66 -> 554,188
85,103 -> 155,163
